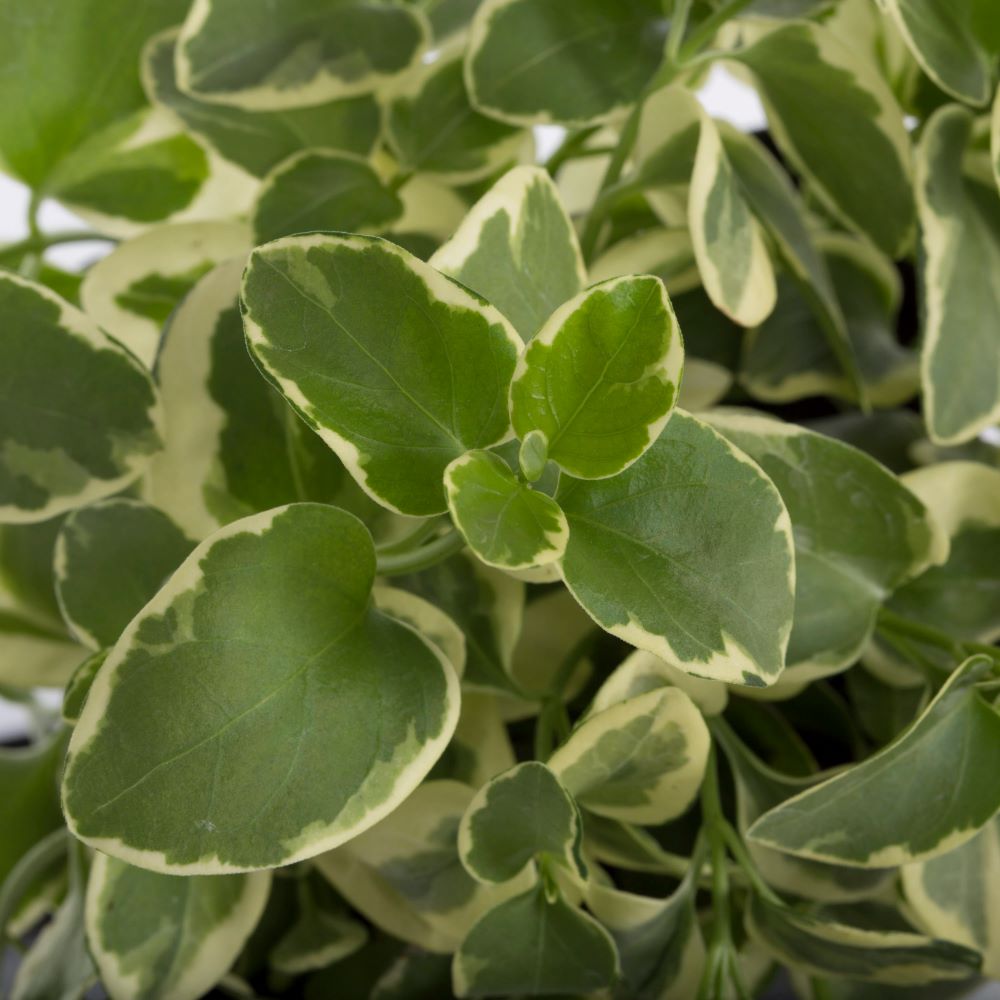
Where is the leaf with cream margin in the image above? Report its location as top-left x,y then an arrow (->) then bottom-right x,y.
372,585 -> 466,681
903,816 -> 1000,979
445,451 -> 568,570
867,462 -> 1000,686
62,650 -> 108,725
0,272 -> 163,525
705,410 -> 939,687
431,691 -> 515,787
548,688 -> 709,826
142,30 -> 382,179
62,503 -> 459,874
430,165 -> 585,341
395,553 -> 524,695
175,0 -> 428,110
55,499 -> 195,650
465,0 -> 667,126
688,110 -> 777,328
589,649 -> 728,718
749,656 -> 1000,868
386,49 -> 522,184
731,21 -> 914,257
316,781 -> 527,954
741,235 -> 915,409
242,233 -> 522,517
586,862 -> 704,1000
509,275 -> 683,480
251,151 -> 403,243
148,259 -> 382,541
746,893 -> 981,985
713,720 -> 893,903
884,0 -> 993,105
80,220 -> 251,367
916,104 -> 1000,445
269,871 -> 367,975
558,409 -> 795,687
458,762 -> 584,885
86,852 -> 270,1000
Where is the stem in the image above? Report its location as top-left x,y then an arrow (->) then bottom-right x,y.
721,821 -> 781,904
666,0 -> 695,62
677,0 -> 756,62
877,608 -> 1000,668
26,191 -> 42,242
544,126 -> 601,177
375,526 -> 465,576
375,517 -> 443,556
875,628 -> 946,686
533,629 -> 597,759
0,230 -> 115,260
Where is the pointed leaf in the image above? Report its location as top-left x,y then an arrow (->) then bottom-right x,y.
749,656 -> 1000,867
242,233 -> 522,516
431,165 -> 585,341
0,273 -> 162,525
558,410 -> 795,687
62,504 -> 460,873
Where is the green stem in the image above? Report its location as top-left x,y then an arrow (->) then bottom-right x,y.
666,0 -> 695,61
544,126 -> 601,177
375,526 -> 465,576
0,828 -> 68,946
677,0 -> 756,62
26,191 -> 42,242
388,169 -> 414,194
721,821 -> 781,904
875,628 -> 947,686
877,608 -> 1000,667
375,517 -> 444,556
1,230 -> 115,260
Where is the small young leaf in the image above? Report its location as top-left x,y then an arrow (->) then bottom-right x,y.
62,504 -> 460,873
142,29 -> 382,179
86,853 -> 270,1000
445,451 -> 568,570
386,51 -> 522,183
746,893 -> 982,985
242,233 -> 522,516
458,761 -> 583,885
558,410 -> 795,687
175,0 -> 428,110
917,104 -> 1000,445
749,656 -> 1000,867
431,165 -> 585,341
452,883 -> 620,998
732,21 -> 914,256
509,275 -> 683,479
0,273 -> 162,525
251,151 -> 403,243
548,688 -> 710,826
465,0 -> 667,126
55,499 -> 195,650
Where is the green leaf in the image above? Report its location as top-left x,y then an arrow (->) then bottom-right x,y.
732,21 -> 915,256
45,107 -> 209,225
242,233 -> 522,517
557,410 -> 795,687
444,451 -> 568,570
452,883 -> 620,997
0,273 -> 162,525
396,553 -> 524,695
917,104 -> 1000,445
431,165 -> 585,341
251,151 -> 404,243
86,853 -> 270,1000
175,0 -> 428,110
586,863 -> 704,1000
79,220 -> 250,367
142,29 -> 382,179
373,584 -> 467,681
466,0 -> 667,126
746,893 -> 981,985
509,275 -> 682,479
55,499 -> 195,650
868,462 -> 1000,685
0,732 -> 67,890
148,260 -> 380,540
902,816 -> 1000,979
270,873 -> 367,975
62,649 -> 108,725
548,687 -> 709,825
884,0 -> 993,105
0,0 -> 189,187
458,761 -> 583,884
317,780 -> 521,954
688,107 -> 777,327
421,0 -> 487,41
62,503 -> 460,873
705,411 -> 938,686
749,656 -> 1000,868
714,721 -> 894,903
386,51 -> 522,183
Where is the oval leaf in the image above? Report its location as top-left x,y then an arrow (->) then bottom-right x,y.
62,503 -> 460,873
